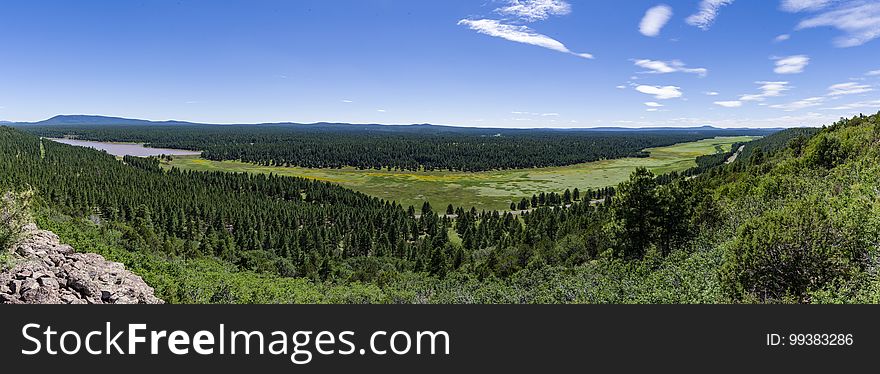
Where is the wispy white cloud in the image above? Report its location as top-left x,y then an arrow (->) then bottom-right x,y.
512,111 -> 561,117
740,81 -> 790,101
714,100 -> 743,108
645,102 -> 664,107
705,91 -> 720,96
822,99 -> 880,110
867,69 -> 880,76
377,109 -> 387,113
781,0 -> 833,12
458,19 -> 593,59
635,85 -> 683,99
761,82 -> 872,112
794,1 -> 880,47
686,0 -> 735,30
639,5 -> 673,37
827,82 -> 873,96
496,0 -> 571,22
774,34 -> 791,42
774,55 -> 810,74
633,59 -> 708,77
616,85 -> 627,89
601,112 -> 839,129
770,97 -> 825,111
342,100 -> 353,103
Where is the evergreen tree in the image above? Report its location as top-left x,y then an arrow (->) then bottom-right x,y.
612,168 -> 659,259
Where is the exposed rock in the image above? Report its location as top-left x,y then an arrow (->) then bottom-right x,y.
1,224 -> 163,304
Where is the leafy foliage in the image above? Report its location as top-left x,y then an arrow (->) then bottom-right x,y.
735,127 -> 819,164
1,189 -> 33,251
713,113 -> 880,302
805,133 -> 846,169
721,199 -> 871,302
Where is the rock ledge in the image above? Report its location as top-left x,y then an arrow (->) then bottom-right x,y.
1,224 -> 163,304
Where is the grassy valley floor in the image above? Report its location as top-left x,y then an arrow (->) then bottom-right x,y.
164,136 -> 756,211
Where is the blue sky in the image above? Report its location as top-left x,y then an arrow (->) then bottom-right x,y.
1,0 -> 880,128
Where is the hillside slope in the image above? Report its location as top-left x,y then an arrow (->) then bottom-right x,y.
1,113 -> 879,304
703,112 -> 880,302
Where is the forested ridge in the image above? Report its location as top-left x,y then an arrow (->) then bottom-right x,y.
0,128 -> 438,280
3,112 -> 880,303
681,127 -> 820,177
19,122 -> 775,171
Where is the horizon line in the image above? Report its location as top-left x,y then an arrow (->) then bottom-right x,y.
1,114 -> 799,130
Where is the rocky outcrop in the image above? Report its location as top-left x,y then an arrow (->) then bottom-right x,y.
1,224 -> 162,304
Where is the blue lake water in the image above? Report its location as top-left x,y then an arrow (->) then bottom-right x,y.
48,138 -> 201,157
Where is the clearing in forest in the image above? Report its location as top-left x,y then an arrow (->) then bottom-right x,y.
164,136 -> 757,211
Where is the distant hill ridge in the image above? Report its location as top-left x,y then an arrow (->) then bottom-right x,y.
9,114 -> 785,132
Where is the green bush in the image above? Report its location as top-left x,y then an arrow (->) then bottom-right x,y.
805,133 -> 846,169
721,198 -> 871,303
1,190 -> 33,251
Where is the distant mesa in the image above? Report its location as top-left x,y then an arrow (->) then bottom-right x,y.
33,115 -> 195,126
8,115 -> 785,132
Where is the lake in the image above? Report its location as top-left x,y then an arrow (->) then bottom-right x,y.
48,138 -> 202,157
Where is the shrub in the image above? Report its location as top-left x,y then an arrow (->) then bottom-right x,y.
721,199 -> 871,303
1,190 -> 33,251
805,134 -> 846,169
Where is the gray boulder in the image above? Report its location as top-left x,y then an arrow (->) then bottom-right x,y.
1,224 -> 163,304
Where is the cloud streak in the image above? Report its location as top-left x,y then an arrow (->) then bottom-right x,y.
761,81 -> 873,113
686,0 -> 735,30
774,55 -> 810,74
770,97 -> 825,111
640,5 -> 673,37
458,19 -> 593,59
633,59 -> 708,77
512,111 -> 562,117
823,99 -> 880,110
781,0 -> 834,12
794,1 -> 880,47
636,85 -> 683,99
827,82 -> 873,96
714,101 -> 742,108
496,0 -> 571,22
740,81 -> 790,102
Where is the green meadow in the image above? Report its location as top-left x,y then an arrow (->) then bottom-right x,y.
164,136 -> 756,211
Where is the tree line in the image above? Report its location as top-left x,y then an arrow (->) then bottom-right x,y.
19,124 -> 775,172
